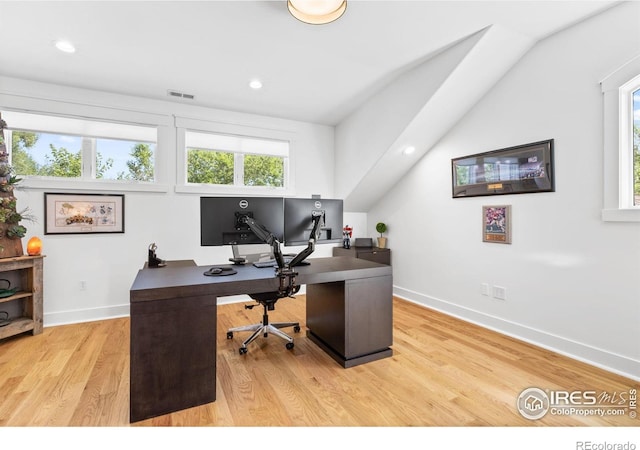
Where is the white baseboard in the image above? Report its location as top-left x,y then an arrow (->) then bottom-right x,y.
43,298 -> 248,327
42,287 -> 309,326
393,286 -> 640,382
44,304 -> 130,327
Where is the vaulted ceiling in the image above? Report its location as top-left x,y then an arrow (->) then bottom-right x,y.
0,1 -> 619,210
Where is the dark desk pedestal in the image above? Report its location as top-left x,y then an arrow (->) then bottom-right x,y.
129,260 -> 217,423
130,293 -> 216,422
306,275 -> 393,368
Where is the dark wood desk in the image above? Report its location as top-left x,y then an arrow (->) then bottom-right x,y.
129,256 -> 393,422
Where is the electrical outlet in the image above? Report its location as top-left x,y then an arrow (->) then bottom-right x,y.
79,280 -> 87,291
493,285 -> 506,300
481,283 -> 489,296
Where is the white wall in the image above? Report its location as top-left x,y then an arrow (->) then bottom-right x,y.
0,77 -> 337,324
368,2 -> 640,379
334,26 -> 534,212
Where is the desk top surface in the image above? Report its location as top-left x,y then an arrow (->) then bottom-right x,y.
130,256 -> 392,303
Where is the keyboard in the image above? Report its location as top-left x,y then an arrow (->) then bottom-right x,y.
253,260 -> 278,268
253,257 -> 294,268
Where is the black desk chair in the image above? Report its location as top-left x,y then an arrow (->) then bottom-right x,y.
226,244 -> 300,354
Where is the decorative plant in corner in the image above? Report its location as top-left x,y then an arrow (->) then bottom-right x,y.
0,114 -> 35,257
375,222 -> 387,249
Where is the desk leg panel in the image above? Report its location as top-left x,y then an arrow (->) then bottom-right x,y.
306,282 -> 347,356
130,295 -> 217,422
306,274 -> 393,368
346,276 -> 393,357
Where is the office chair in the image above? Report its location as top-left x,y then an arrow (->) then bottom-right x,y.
226,244 -> 301,354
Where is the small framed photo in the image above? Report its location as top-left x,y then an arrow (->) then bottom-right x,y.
483,205 -> 511,244
44,193 -> 125,235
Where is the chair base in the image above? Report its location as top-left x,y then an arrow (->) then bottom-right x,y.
227,319 -> 300,354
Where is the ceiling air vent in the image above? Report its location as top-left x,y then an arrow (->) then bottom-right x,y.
167,90 -> 195,100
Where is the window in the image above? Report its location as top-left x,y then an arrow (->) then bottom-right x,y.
176,117 -> 293,194
3,110 -> 156,182
185,131 -> 287,188
601,55 -> 640,222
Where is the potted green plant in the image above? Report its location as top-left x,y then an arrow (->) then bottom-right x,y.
375,222 -> 387,248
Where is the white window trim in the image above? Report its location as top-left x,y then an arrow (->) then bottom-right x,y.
175,116 -> 295,196
0,93 -> 170,193
600,55 -> 640,222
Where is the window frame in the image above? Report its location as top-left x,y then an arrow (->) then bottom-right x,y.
6,129 -> 157,182
0,94 -> 170,193
601,55 -> 640,222
175,116 -> 295,196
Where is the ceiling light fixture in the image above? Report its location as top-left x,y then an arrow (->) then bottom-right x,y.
249,79 -> 263,90
287,0 -> 347,25
403,146 -> 416,156
54,40 -> 76,53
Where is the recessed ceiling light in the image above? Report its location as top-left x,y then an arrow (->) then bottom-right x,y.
54,40 -> 76,53
288,0 -> 347,25
249,79 -> 263,90
403,146 -> 416,155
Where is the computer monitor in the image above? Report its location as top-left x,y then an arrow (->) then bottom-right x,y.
200,196 -> 284,246
283,198 -> 343,246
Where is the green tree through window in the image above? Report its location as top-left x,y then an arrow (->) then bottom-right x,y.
182,129 -> 289,189
244,154 -> 284,187
10,131 -> 39,175
187,149 -> 234,184
117,143 -> 154,181
11,131 -> 151,180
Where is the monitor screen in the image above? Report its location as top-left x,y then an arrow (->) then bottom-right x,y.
284,198 -> 343,246
200,197 -> 284,246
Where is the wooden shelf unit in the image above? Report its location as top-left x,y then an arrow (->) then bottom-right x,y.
0,255 -> 44,340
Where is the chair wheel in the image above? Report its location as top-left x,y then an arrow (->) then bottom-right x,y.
239,347 -> 248,355
286,342 -> 294,350
293,325 -> 301,333
227,332 -> 233,339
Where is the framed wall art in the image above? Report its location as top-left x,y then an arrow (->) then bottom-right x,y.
483,205 -> 511,244
44,193 -> 125,235
452,139 -> 555,198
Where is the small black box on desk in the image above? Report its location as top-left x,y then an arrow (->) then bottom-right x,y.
354,238 -> 373,248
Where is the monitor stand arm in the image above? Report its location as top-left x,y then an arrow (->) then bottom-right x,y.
239,215 -> 297,297
238,215 -> 286,269
287,210 -> 324,268
239,210 -> 324,298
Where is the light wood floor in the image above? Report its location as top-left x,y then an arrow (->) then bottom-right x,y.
0,296 -> 637,427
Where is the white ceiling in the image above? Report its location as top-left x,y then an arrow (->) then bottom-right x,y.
0,1 -> 619,126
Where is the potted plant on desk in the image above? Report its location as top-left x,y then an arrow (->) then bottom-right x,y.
376,222 -> 387,248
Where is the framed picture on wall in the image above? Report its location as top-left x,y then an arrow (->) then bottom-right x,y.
452,139 -> 555,198
483,205 -> 511,244
44,193 -> 125,235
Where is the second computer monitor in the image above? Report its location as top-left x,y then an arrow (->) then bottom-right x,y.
283,198 -> 343,246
